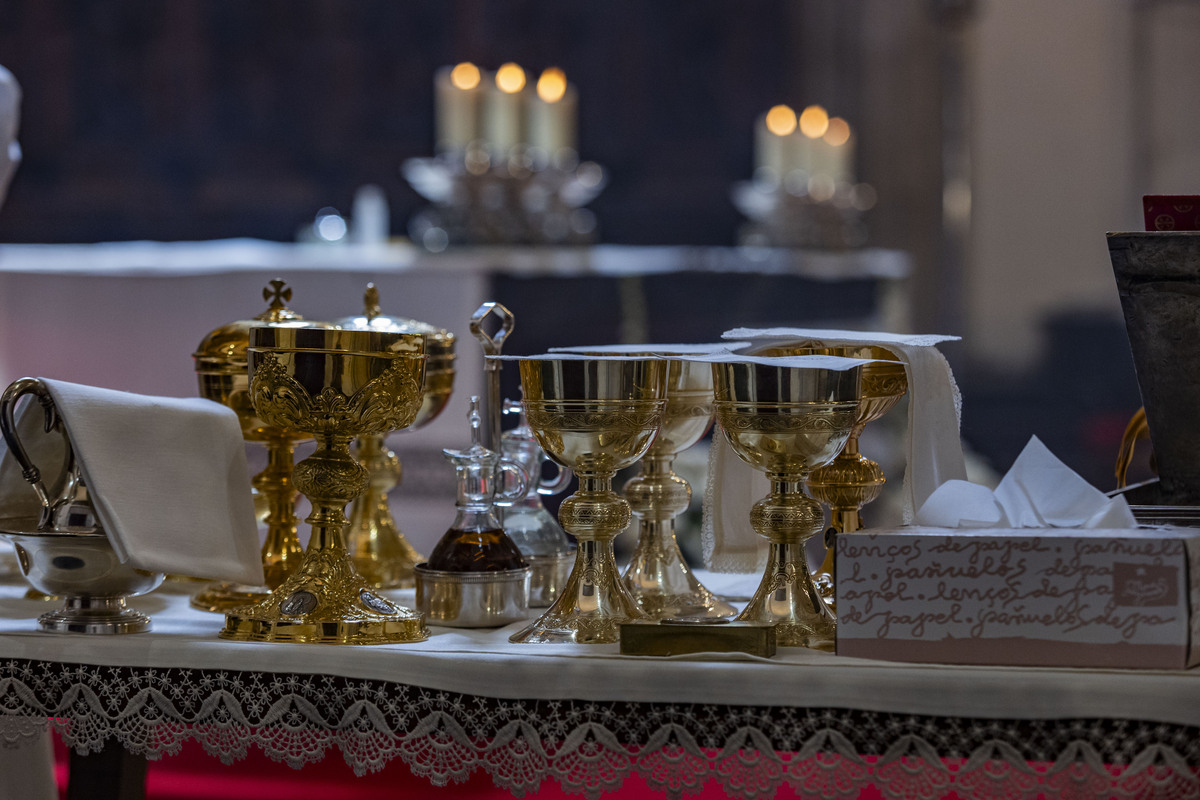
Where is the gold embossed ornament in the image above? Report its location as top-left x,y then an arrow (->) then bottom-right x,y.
220,324 -> 430,644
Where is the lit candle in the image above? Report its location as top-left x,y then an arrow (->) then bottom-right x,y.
822,116 -> 855,184
528,67 -> 577,163
434,62 -> 482,153
754,104 -> 796,181
797,104 -> 830,177
484,62 -> 527,158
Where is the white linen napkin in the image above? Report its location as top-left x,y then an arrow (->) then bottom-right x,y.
0,379 -> 263,584
915,435 -> 1136,529
702,327 -> 966,572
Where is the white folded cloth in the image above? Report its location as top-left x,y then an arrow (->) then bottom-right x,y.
0,379 -> 263,584
702,327 -> 966,572
915,435 -> 1136,529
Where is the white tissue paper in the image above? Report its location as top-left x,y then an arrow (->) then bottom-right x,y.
914,435 -> 1137,529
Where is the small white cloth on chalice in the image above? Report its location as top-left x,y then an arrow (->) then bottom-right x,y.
0,379 -> 262,584
702,327 -> 966,573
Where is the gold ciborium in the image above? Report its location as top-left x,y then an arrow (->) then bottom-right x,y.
191,279 -> 314,612
220,324 -> 429,645
712,358 -> 861,649
509,357 -> 667,644
749,343 -> 908,607
621,357 -> 735,619
338,284 -> 456,589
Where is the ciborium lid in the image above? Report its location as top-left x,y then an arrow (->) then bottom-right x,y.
335,283 -> 456,356
193,278 -> 306,375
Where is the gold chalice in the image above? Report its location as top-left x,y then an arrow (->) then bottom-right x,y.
748,343 -> 907,607
621,357 -> 735,619
220,324 -> 429,645
339,284 -> 456,589
509,357 -> 667,644
191,279 -> 313,612
712,359 -> 861,649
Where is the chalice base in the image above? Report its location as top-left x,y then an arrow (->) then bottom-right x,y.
41,596 -> 152,635
738,541 -> 835,650
220,548 -> 428,645
190,582 -> 270,613
622,542 -> 737,620
510,540 -> 645,644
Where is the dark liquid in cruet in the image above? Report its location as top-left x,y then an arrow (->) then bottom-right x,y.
427,528 -> 528,571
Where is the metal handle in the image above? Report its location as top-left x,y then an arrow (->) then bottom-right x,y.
470,302 -> 515,453
492,459 -> 529,509
0,377 -> 67,530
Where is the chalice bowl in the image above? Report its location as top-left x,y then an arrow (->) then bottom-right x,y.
509,356 -> 667,644
220,324 -> 429,644
713,358 -> 861,649
750,343 -> 908,607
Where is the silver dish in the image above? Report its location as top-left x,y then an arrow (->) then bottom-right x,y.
413,564 -> 531,628
0,517 -> 164,634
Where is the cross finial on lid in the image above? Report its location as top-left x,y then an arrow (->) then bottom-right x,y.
263,278 -> 292,310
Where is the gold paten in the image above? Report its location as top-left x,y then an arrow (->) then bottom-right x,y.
509,358 -> 667,644
338,285 -> 456,589
618,356 -> 735,619
619,620 -> 776,658
712,361 -> 860,649
191,280 -> 313,612
749,342 -> 907,609
220,325 -> 429,645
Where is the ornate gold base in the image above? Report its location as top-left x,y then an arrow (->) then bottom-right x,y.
622,528 -> 737,620
190,582 -> 270,613
220,548 -> 428,645
738,540 -> 835,650
509,539 -> 646,644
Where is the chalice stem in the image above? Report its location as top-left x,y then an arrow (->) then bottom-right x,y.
298,435 -> 364,555
257,436 -> 303,589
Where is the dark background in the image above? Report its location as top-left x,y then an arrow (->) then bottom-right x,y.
0,0 -> 847,245
0,0 -> 1147,490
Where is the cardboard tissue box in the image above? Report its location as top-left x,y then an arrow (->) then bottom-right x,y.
836,527 -> 1200,669
835,437 -> 1200,669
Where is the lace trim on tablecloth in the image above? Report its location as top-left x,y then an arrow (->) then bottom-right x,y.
2,659 -> 1199,800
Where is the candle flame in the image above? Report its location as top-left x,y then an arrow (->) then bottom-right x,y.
799,105 -> 830,139
824,117 -> 851,146
765,105 -> 797,137
450,62 -> 481,91
496,63 -> 526,94
537,68 -> 568,103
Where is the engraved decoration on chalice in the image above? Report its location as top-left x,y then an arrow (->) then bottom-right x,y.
748,342 -> 907,608
712,357 -> 862,649
337,284 -> 456,590
509,356 -> 667,644
220,325 -> 429,645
